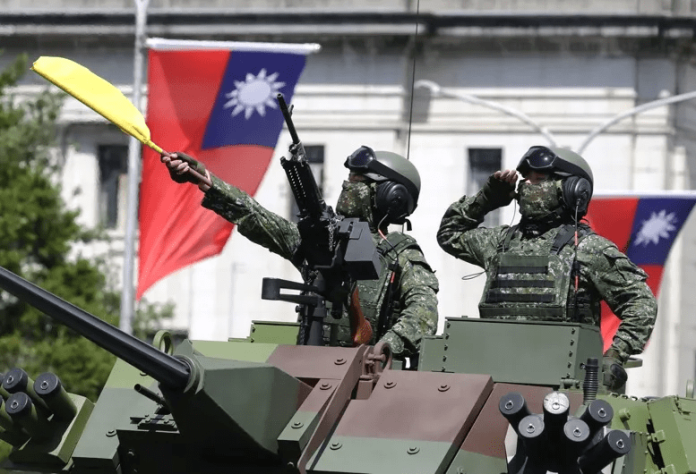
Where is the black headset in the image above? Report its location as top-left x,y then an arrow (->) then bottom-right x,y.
561,176 -> 592,217
375,180 -> 415,224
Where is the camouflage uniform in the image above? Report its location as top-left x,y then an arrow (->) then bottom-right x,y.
202,174 -> 439,358
437,192 -> 657,362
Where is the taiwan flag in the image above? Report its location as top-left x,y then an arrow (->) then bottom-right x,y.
585,192 -> 696,351
137,38 -> 320,300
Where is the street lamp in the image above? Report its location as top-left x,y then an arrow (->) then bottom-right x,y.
121,0 -> 150,335
577,90 -> 696,154
416,79 -> 696,156
414,79 -> 559,147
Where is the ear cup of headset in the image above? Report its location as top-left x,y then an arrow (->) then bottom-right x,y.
375,181 -> 414,223
562,177 -> 592,216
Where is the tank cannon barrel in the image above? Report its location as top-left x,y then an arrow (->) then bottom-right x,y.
0,266 -> 190,389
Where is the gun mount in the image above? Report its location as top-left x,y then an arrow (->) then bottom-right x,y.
0,263 -> 694,474
267,94 -> 380,346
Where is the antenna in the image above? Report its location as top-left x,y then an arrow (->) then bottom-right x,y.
405,0 -> 422,162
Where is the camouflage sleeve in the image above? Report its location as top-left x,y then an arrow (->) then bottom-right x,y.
201,174 -> 301,261
437,195 -> 509,269
583,237 -> 658,361
380,247 -> 439,358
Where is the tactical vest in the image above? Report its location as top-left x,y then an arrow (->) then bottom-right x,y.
326,232 -> 420,347
479,224 -> 598,322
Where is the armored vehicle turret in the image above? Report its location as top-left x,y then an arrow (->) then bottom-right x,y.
0,264 -> 693,474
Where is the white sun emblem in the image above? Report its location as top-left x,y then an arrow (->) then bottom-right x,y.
222,69 -> 285,120
634,209 -> 678,246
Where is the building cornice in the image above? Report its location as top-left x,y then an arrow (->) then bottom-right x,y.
2,11 -> 696,38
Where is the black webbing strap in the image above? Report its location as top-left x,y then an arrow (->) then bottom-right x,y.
375,232 -> 415,340
497,225 -> 518,253
480,306 -> 565,318
551,224 -> 576,255
498,255 -> 549,275
498,266 -> 548,274
486,292 -> 555,303
490,279 -> 554,289
566,304 -> 594,323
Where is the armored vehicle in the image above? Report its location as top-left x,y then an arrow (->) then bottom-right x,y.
0,264 -> 693,474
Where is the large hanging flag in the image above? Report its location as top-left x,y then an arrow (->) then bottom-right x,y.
137,38 -> 320,300
585,192 -> 696,351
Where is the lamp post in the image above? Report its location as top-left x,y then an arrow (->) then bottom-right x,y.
577,90 -> 696,154
414,79 -> 559,147
417,79 -> 696,155
120,0 -> 150,335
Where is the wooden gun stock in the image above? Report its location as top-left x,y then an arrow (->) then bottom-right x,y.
349,287 -> 373,346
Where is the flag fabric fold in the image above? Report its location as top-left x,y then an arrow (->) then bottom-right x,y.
585,192 -> 696,351
137,38 -> 319,300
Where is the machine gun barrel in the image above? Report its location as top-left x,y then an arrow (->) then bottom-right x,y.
277,93 -> 300,145
0,266 -> 190,389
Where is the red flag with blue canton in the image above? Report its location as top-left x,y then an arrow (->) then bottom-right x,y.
137,39 -> 318,299
585,192 -> 696,351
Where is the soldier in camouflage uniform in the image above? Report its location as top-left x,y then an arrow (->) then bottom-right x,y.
437,146 -> 657,391
161,145 -> 439,360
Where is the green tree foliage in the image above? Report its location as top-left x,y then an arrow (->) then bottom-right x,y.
0,53 -> 173,443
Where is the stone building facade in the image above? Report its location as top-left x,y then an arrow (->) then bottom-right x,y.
3,0 -> 696,397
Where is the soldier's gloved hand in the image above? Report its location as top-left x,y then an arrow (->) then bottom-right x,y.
288,142 -> 305,159
161,152 -> 207,185
602,348 -> 628,392
478,170 -> 518,211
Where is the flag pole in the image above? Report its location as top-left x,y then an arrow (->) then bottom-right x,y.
120,0 -> 150,335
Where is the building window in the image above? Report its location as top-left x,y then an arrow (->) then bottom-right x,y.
98,145 -> 128,230
289,145 -> 325,223
467,148 -> 503,227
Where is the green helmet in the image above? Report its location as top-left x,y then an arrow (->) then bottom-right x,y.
517,146 -> 593,185
344,146 -> 421,222
517,146 -> 594,216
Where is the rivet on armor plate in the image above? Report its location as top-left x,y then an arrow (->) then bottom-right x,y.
330,442 -> 342,450
292,421 -> 304,429
320,382 -> 332,390
438,384 -> 450,392
334,358 -> 346,365
384,381 -> 396,389
106,429 -> 117,437
407,446 -> 420,455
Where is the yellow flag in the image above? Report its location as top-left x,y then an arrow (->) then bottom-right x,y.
31,56 -> 162,153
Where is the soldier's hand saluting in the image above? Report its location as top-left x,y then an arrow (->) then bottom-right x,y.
160,152 -> 213,192
476,169 -> 518,211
